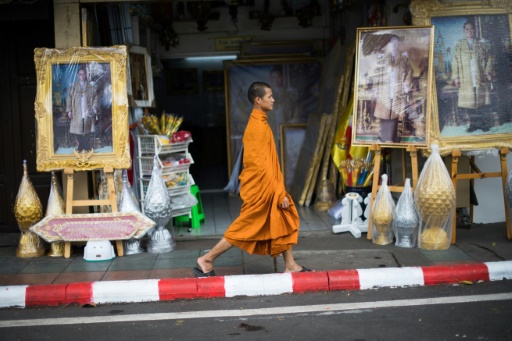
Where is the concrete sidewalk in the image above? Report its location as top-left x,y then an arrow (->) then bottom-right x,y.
1,222 -> 511,308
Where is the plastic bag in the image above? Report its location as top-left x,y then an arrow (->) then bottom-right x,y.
414,144 -> 455,250
392,178 -> 419,248
327,198 -> 345,220
370,174 -> 395,245
224,145 -> 244,195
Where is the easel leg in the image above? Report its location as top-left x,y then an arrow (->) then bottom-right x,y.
116,240 -> 124,256
367,144 -> 381,240
451,150 -> 461,244
64,242 -> 71,258
499,148 -> 512,239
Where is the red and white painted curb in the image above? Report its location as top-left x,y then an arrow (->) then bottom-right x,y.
1,261 -> 511,309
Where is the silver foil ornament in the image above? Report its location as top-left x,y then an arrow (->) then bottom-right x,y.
392,178 -> 419,248
145,155 -> 175,253
119,170 -> 144,255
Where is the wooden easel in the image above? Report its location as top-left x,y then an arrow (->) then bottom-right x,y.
64,166 -> 123,258
366,144 -> 419,240
450,148 -> 511,243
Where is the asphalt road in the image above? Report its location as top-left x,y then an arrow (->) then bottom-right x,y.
0,281 -> 511,340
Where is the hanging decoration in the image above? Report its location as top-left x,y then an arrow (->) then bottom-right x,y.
13,160 -> 45,258
414,144 -> 456,250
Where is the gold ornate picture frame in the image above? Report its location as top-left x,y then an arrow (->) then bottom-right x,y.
34,46 -> 130,171
411,0 -> 512,155
128,45 -> 155,108
352,26 -> 434,148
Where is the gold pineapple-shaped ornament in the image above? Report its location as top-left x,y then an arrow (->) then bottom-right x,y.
14,160 -> 45,257
371,174 -> 395,245
46,172 -> 66,257
414,144 -> 456,250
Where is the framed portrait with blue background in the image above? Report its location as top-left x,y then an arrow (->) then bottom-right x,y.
411,0 -> 512,155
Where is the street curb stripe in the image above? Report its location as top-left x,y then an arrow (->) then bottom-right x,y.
93,279 -> 160,304
485,261 -> 512,281
292,271 -> 329,293
358,267 -> 424,289
327,270 -> 360,290
159,278 -> 198,300
422,263 -> 489,286
1,261 -> 511,309
0,285 -> 27,308
196,276 -> 225,298
225,274 -> 292,297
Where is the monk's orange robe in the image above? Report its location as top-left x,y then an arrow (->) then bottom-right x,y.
224,109 -> 300,257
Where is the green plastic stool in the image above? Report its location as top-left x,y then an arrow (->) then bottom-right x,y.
190,184 -> 205,228
174,185 -> 205,228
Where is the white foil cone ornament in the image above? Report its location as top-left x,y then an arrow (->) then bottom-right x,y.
370,174 -> 395,245
414,144 -> 455,250
145,155 -> 175,253
392,178 -> 419,248
119,170 -> 144,255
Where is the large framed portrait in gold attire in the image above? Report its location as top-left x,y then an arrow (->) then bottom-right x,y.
34,46 -> 130,171
410,0 -> 512,155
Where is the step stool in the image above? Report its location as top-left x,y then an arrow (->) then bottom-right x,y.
174,184 -> 205,228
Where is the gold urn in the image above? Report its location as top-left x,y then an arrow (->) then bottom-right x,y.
371,174 -> 395,245
13,160 -> 45,257
414,145 -> 455,250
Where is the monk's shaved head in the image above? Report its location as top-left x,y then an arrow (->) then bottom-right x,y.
248,82 -> 271,104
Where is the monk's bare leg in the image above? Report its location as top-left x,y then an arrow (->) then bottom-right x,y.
282,248 -> 305,273
197,237 -> 233,273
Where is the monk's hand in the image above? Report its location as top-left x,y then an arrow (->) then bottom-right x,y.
279,196 -> 290,210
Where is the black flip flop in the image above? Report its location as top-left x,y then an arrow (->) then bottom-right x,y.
193,266 -> 216,277
300,266 -> 312,272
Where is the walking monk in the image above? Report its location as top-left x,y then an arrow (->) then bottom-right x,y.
194,82 -> 311,277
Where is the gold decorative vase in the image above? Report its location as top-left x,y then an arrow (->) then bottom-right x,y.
14,160 -> 45,258
414,145 -> 455,250
371,174 -> 395,245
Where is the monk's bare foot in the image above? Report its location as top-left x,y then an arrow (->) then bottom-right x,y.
197,256 -> 214,273
283,263 -> 305,273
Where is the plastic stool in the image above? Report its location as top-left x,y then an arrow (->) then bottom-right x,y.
174,185 -> 205,228
190,184 -> 205,228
